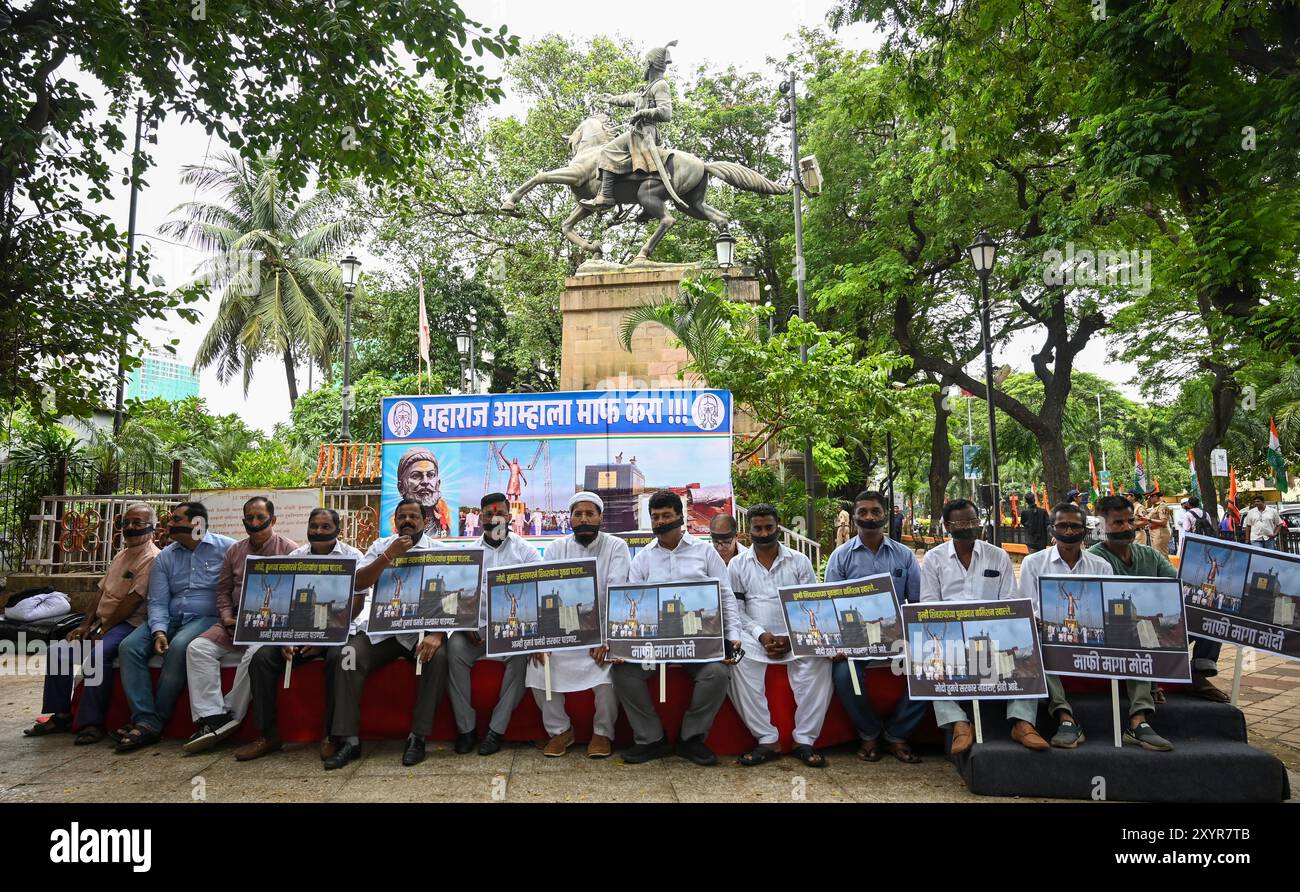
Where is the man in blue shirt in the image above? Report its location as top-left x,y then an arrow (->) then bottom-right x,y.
824,490 -> 927,763
116,502 -> 235,752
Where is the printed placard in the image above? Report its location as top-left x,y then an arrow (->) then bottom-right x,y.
1180,533 -> 1300,661
368,547 -> 484,636
902,599 -> 1047,700
484,558 -> 601,657
234,555 -> 357,646
777,574 -> 903,659
605,579 -> 724,663
1038,575 -> 1191,683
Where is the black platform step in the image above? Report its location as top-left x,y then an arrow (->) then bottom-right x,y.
947,694 -> 1290,802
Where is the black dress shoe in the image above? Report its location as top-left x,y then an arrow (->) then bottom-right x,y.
478,729 -> 504,755
676,735 -> 718,766
402,736 -> 427,767
323,741 -> 362,770
454,731 -> 478,755
622,735 -> 671,764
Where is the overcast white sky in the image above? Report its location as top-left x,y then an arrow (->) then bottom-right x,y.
79,0 -> 1137,434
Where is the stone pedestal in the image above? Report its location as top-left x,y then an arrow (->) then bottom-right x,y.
559,265 -> 759,392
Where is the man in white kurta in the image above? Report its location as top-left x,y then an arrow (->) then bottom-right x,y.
447,492 -> 541,756
727,504 -> 831,767
526,492 -> 630,758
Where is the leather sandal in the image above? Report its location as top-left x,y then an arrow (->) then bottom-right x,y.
887,740 -> 921,764
737,744 -> 780,766
792,744 -> 826,768
857,738 -> 882,762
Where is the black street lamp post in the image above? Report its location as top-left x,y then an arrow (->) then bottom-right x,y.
339,254 -> 361,442
968,230 -> 1001,545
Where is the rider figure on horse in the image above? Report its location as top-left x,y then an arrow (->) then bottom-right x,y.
580,40 -> 677,210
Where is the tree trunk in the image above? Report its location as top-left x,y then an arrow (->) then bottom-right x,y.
927,386 -> 953,533
283,347 -> 299,407
1038,426 -> 1071,508
1193,362 -> 1239,523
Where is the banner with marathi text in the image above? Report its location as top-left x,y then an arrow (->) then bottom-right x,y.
380,390 -> 733,545
777,575 -> 903,660
1038,575 -> 1191,683
901,599 -> 1048,700
1180,533 -> 1300,662
234,555 -> 357,646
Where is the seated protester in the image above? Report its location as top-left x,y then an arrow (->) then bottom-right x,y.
708,513 -> 748,567
728,503 -> 831,768
529,492 -> 630,759
447,492 -> 541,756
1021,500 -> 1173,752
1089,494 -> 1227,704
183,496 -> 298,754
921,498 -> 1046,754
322,499 -> 451,769
826,490 -> 926,764
234,508 -> 365,761
25,502 -> 160,745
116,502 -> 236,752
611,490 -> 741,766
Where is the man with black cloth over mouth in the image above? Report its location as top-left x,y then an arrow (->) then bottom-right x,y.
446,492 -> 540,756
610,490 -> 741,766
323,498 -> 451,769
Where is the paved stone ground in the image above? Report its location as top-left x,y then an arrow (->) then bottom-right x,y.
2,651 -> 1296,803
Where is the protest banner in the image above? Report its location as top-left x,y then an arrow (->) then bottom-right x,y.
234,555 -> 357,646
367,547 -> 484,636
190,487 -> 322,541
614,531 -> 655,560
380,390 -> 734,544
605,579 -> 724,663
1180,533 -> 1300,662
484,558 -> 600,658
901,599 -> 1047,700
1037,575 -> 1191,683
777,575 -> 903,660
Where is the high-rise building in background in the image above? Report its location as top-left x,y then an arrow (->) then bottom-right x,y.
126,346 -> 199,402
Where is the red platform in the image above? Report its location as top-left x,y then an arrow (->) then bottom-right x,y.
84,660 -> 948,755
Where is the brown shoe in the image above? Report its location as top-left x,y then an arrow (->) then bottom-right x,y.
234,736 -> 282,762
1010,720 -> 1049,751
543,728 -> 575,757
949,721 -> 974,755
587,734 -> 612,759
319,737 -> 339,762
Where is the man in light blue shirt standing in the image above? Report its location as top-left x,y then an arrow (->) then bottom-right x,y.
116,502 -> 235,752
824,490 -> 927,763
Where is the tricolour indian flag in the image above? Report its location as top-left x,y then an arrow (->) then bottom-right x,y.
1269,417 -> 1289,493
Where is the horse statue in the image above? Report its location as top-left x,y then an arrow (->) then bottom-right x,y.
501,113 -> 789,264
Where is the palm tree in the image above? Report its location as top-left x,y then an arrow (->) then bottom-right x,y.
159,151 -> 362,405
618,273 -> 732,378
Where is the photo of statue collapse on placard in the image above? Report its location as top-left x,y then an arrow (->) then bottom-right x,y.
605,580 -> 724,663
368,547 -> 484,636
1038,575 -> 1191,683
901,599 -> 1047,701
234,555 -> 357,646
484,558 -> 600,658
1180,532 -> 1300,661
777,574 -> 903,659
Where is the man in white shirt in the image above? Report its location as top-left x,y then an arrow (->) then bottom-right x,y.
235,508 -> 364,762
611,490 -> 741,766
1244,495 -> 1284,550
728,504 -> 831,768
709,513 -> 748,566
323,499 -> 452,770
530,492 -> 630,759
1021,501 -> 1171,752
447,492 -> 540,756
920,499 -> 1047,755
